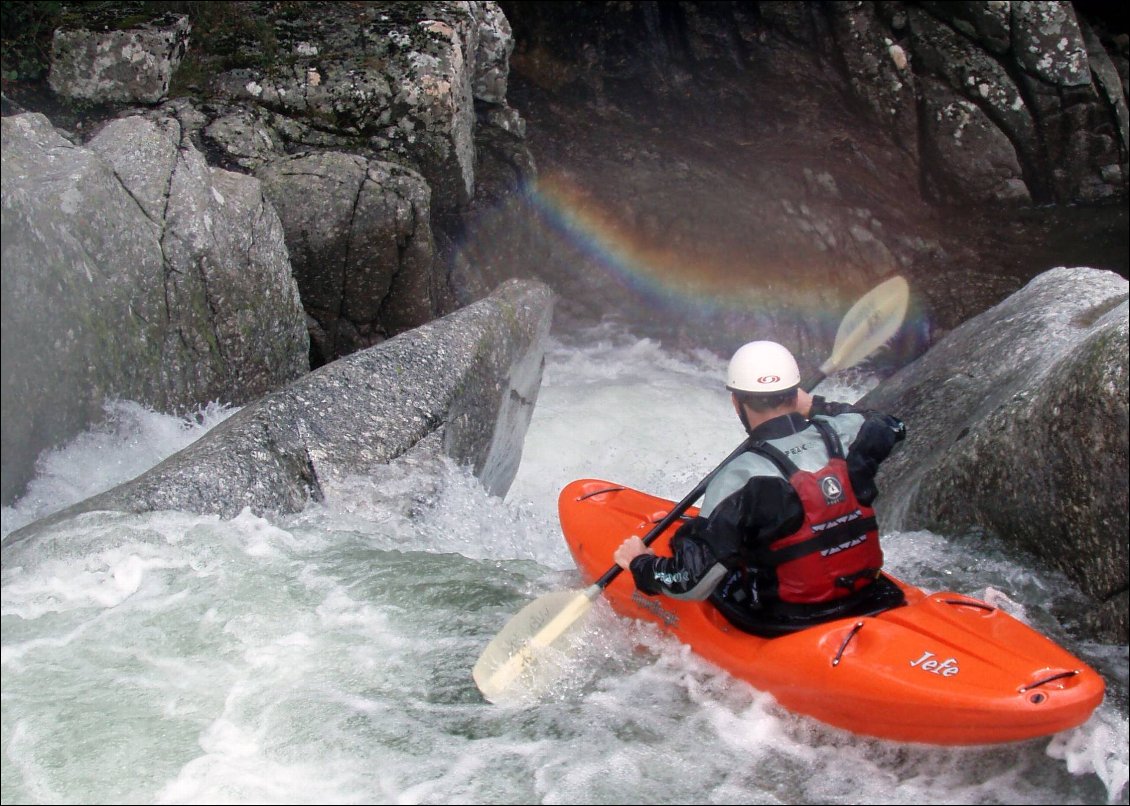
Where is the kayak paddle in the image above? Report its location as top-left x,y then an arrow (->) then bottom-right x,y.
472,275 -> 910,704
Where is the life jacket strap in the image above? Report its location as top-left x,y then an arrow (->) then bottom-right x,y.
764,512 -> 878,566
749,417 -> 843,478
749,439 -> 798,477
809,417 -> 844,459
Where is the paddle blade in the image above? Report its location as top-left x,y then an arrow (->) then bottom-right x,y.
820,275 -> 909,375
473,584 -> 600,704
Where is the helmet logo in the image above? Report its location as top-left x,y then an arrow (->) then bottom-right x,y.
757,375 -> 781,385
820,476 -> 845,504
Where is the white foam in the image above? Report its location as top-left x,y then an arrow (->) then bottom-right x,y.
1,323 -> 1125,806
1,400 -> 237,538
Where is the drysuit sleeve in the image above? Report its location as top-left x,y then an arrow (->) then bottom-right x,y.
809,396 -> 906,504
843,411 -> 905,504
809,395 -> 861,418
627,521 -> 727,600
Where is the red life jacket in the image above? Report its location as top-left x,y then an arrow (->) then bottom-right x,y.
750,419 -> 883,604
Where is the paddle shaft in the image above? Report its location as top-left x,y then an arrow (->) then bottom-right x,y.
800,371 -> 827,392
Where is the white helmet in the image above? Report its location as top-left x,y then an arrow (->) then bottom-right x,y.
725,341 -> 800,394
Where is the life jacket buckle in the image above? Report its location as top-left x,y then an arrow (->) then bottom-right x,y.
836,567 -> 881,592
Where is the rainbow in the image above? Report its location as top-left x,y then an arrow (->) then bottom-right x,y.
459,171 -> 927,358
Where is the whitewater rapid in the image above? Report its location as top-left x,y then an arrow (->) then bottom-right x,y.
2,325 -> 1127,805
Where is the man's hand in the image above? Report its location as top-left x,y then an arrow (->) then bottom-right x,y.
613,535 -> 654,570
796,389 -> 814,417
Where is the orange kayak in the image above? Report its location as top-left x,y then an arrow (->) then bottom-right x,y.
560,479 -> 1106,745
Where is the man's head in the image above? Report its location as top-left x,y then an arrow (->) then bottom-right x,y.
726,341 -> 801,429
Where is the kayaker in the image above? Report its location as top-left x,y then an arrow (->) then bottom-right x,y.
612,340 -> 908,634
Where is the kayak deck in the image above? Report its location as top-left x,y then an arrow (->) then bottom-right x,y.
559,479 -> 1105,745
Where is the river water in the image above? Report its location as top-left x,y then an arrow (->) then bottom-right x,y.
2,324 -> 1127,805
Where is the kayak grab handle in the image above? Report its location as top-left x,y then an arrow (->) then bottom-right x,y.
576,486 -> 626,501
1019,670 -> 1080,692
832,621 -> 866,667
940,598 -> 995,612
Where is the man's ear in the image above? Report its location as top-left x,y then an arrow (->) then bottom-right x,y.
731,393 -> 743,417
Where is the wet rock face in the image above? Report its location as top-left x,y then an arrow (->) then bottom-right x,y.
41,3 -> 521,215
48,13 -> 191,104
474,0 -> 1125,374
202,1 -> 512,213
2,2 -> 538,504
900,2 -> 1127,206
256,151 -> 441,366
1,111 -> 309,507
2,278 -> 555,551
859,267 -> 1129,642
